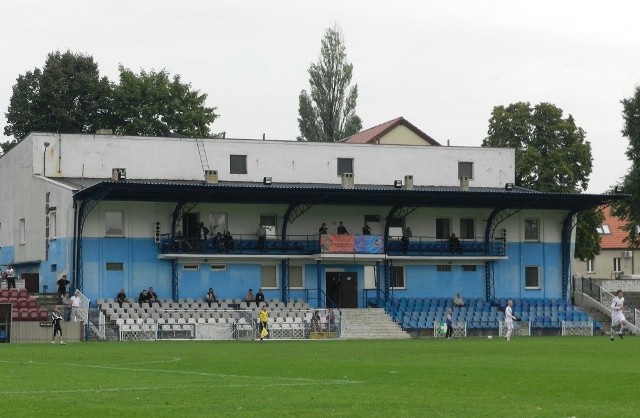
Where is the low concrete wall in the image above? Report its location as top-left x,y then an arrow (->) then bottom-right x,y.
574,292 -> 638,335
10,321 -> 84,343
592,279 -> 640,292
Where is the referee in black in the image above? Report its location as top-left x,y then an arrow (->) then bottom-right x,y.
51,306 -> 65,345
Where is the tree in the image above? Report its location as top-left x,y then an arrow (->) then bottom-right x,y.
483,102 -> 600,259
110,66 -> 219,137
611,86 -> 640,247
297,27 -> 362,142
4,50 -> 111,145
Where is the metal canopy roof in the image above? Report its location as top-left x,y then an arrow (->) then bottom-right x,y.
68,179 -> 624,211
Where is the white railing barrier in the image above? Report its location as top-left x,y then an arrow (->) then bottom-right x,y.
77,290 -> 90,323
498,320 -> 531,337
561,321 -> 593,336
433,321 -> 467,338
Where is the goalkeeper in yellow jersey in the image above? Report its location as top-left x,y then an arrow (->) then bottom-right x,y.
259,304 -> 269,342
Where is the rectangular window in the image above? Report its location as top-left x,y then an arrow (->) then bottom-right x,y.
437,264 -> 452,272
596,224 -> 611,235
183,264 -> 200,271
337,158 -> 354,176
458,161 -> 474,179
260,215 -> 277,238
210,264 -> 227,271
49,211 -> 57,240
461,265 -> 477,272
208,213 -> 227,236
51,264 -> 57,272
230,154 -> 247,174
613,258 -> 622,273
586,258 -> 595,273
105,212 -> 124,237
436,218 -> 451,240
390,266 -> 405,288
525,266 -> 541,289
106,262 -> 124,271
524,218 -> 540,241
459,218 -> 475,240
289,265 -> 303,289
364,214 -> 380,223
261,265 -> 278,288
19,218 -> 26,245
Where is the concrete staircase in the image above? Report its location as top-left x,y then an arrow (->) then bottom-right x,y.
340,308 -> 411,339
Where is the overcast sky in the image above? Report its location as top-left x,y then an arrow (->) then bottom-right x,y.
2,0 -> 639,193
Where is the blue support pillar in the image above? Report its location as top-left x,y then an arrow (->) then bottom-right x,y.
561,210 -> 579,302
281,259 -> 289,305
316,260 -> 322,308
375,260 -> 382,307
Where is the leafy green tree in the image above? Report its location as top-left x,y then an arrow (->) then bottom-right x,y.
611,86 -> 640,247
483,102 -> 600,259
297,27 -> 362,142
4,50 -> 111,145
110,66 -> 219,137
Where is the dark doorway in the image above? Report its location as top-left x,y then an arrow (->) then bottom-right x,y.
325,272 -> 358,308
22,273 -> 40,293
182,213 -> 200,243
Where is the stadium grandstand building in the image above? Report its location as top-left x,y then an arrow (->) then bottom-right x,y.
0,119 -> 621,328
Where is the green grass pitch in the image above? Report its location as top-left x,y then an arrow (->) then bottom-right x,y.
1,336 -> 638,417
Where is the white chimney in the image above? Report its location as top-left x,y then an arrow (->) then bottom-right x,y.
204,169 -> 219,184
341,172 -> 354,189
404,175 -> 414,190
112,168 -> 126,181
459,176 -> 469,191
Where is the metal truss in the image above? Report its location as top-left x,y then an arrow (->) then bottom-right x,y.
383,206 -> 419,245
483,208 -> 521,303
561,210 -> 580,302
281,259 -> 290,305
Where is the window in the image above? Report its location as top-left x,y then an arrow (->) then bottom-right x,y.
208,213 -> 227,236
337,158 -> 354,176
525,266 -> 541,289
51,264 -> 57,272
183,264 -> 200,271
364,214 -> 380,223
289,265 -> 303,288
260,215 -> 277,238
436,218 -> 451,239
596,224 -> 611,235
613,258 -> 622,273
105,212 -> 124,237
390,266 -> 405,288
106,262 -> 124,271
49,211 -> 57,240
461,265 -> 477,272
437,264 -> 452,272
459,218 -> 475,240
210,264 -> 227,271
458,161 -> 474,179
230,154 -> 247,174
586,258 -> 595,273
19,218 -> 26,245
524,219 -> 540,241
261,265 -> 278,288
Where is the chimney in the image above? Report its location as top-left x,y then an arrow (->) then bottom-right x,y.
341,172 -> 354,189
459,176 -> 469,191
404,175 -> 414,190
204,169 -> 219,184
112,168 -> 126,181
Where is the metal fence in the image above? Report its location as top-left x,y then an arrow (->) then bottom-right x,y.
433,321 -> 467,338
561,321 -> 593,336
498,320 -> 531,337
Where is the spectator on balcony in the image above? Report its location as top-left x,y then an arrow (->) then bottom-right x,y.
5,265 -> 16,289
205,288 -> 219,307
401,227 -> 412,254
146,287 -> 161,307
117,288 -> 127,308
453,292 -> 465,307
56,274 -> 70,296
199,222 -> 209,251
70,290 -> 82,322
449,233 -> 462,255
174,231 -> 191,252
223,231 -> 235,251
255,289 -> 265,306
212,232 -> 224,251
362,222 -> 371,235
256,224 -> 267,253
62,292 -> 72,321
245,288 -> 255,304
337,221 -> 348,235
318,223 -> 328,235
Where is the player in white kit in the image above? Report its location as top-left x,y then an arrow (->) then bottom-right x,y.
610,290 -> 629,341
504,300 -> 516,341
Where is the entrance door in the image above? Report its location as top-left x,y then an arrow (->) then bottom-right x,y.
325,272 -> 358,308
22,273 -> 40,293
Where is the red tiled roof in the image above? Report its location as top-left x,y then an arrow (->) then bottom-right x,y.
600,206 -> 628,249
341,117 -> 441,145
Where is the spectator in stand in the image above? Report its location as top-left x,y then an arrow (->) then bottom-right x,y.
223,231 -> 235,252
70,290 -> 82,322
318,223 -> 328,235
212,232 -> 224,252
311,310 -> 321,332
51,306 -> 65,345
205,288 -> 219,307
117,288 -> 127,308
449,233 -> 462,255
337,221 -> 348,235
62,292 -> 72,321
326,309 -> 337,332
5,265 -> 16,289
401,227 -> 412,254
362,222 -> 371,235
255,289 -> 265,306
245,288 -> 255,304
56,275 -> 70,296
138,289 -> 148,304
256,224 -> 267,253
146,287 -> 161,307
453,292 -> 465,307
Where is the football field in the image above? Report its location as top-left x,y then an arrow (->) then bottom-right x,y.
0,336 -> 637,417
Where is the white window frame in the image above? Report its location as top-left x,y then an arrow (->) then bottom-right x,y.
337,158 -> 354,176
586,258 -> 595,274
183,264 -> 200,271
458,161 -> 474,180
105,211 -> 125,237
49,211 -> 57,240
260,214 -> 278,239
230,154 -> 247,174
524,218 -> 540,241
613,257 -> 622,273
390,265 -> 405,289
596,224 -> 611,235
261,265 -> 279,289
19,218 -> 26,245
435,218 -> 451,240
459,218 -> 475,240
525,266 -> 541,289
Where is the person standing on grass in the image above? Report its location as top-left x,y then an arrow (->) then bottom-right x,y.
610,289 -> 630,341
504,300 -> 516,341
445,308 -> 453,339
51,306 -> 65,345
258,304 -> 269,343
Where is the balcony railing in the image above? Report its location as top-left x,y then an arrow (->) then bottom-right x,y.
159,233 -> 506,257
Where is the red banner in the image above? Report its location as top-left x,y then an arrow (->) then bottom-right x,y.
321,234 -> 355,253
